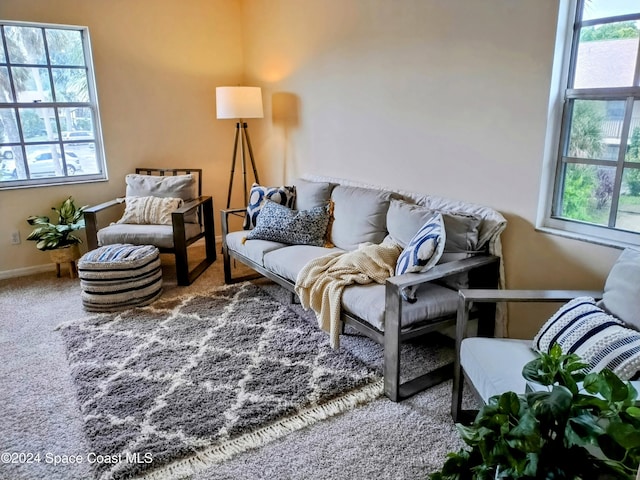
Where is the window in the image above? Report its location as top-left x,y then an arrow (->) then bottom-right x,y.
539,0 -> 640,247
0,21 -> 105,189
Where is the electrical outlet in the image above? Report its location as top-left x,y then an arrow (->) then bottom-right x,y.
10,230 -> 20,245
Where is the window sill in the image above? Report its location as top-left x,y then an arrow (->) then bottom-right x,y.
535,222 -> 637,251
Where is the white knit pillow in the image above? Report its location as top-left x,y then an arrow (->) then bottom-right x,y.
117,196 -> 183,225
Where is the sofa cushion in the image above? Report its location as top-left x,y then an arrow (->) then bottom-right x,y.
330,185 -> 391,251
97,223 -> 202,249
396,213 -> 446,275
243,183 -> 296,230
117,196 -> 183,225
294,179 -> 335,211
386,198 -> 482,253
461,337 -> 535,403
226,231 -> 286,267
533,296 -> 640,380
263,244 -> 343,282
602,247 -> 640,331
246,200 -> 331,247
341,282 -> 459,332
124,173 -> 198,223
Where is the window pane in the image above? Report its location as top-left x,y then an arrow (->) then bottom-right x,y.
567,100 -> 620,161
24,144 -> 82,178
559,164 -> 614,225
0,108 -> 20,142
574,21 -> 639,88
617,167 -> 640,232
5,26 -> 46,65
58,107 -> 93,134
52,67 -> 89,102
582,0 -> 640,21
1,147 -> 25,181
45,29 -> 85,66
0,67 -> 14,101
623,101 -> 640,161
13,67 -> 53,102
19,107 -> 59,142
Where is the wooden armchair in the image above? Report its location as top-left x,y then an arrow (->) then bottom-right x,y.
84,168 -> 216,286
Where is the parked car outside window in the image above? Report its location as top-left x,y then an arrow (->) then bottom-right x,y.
1,150 -> 83,179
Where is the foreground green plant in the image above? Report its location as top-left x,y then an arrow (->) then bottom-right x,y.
26,196 -> 87,251
432,344 -> 640,479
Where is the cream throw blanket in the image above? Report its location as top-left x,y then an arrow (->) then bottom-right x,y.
295,241 -> 403,349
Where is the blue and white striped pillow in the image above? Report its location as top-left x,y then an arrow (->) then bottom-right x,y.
533,296 -> 640,380
395,212 -> 446,276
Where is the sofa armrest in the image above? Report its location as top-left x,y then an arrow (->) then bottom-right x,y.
387,254 -> 500,303
220,208 -> 246,240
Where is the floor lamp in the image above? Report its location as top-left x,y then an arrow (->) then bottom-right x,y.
216,86 -> 264,208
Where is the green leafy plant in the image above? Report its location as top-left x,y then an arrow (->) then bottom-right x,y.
431,344 -> 640,480
26,196 -> 88,251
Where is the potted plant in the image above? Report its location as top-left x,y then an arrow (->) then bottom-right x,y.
26,196 -> 88,270
431,345 -> 640,480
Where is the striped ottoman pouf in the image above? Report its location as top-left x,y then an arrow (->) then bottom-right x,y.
78,244 -> 163,312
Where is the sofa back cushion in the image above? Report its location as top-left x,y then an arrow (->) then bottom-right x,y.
602,247 -> 640,331
386,198 -> 482,253
294,179 -> 335,211
330,185 -> 391,251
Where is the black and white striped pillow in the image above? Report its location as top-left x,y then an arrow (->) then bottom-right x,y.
532,296 -> 640,380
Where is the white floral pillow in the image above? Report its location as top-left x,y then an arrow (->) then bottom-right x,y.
117,196 -> 183,225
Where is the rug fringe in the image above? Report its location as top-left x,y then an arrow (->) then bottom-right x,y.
135,378 -> 384,480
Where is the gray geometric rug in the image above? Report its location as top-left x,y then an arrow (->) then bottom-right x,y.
58,282 -> 382,480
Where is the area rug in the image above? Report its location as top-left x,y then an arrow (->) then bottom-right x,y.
58,282 -> 383,480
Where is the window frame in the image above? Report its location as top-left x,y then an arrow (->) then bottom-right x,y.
537,0 -> 640,248
0,20 -> 107,190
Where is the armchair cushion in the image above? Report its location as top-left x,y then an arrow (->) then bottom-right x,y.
97,223 -> 202,249
125,173 -> 197,223
533,296 -> 640,380
602,247 -> 640,331
245,200 -> 331,247
244,183 -> 296,229
117,196 -> 183,225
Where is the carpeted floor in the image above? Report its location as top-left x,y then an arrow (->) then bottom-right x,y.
0,246 -> 470,480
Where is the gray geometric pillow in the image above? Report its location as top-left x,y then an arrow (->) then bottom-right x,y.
246,200 -> 331,247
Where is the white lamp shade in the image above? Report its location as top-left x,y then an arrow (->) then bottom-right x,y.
216,86 -> 264,119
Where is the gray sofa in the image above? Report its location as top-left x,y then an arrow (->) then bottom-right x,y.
221,175 -> 507,401
452,247 -> 640,423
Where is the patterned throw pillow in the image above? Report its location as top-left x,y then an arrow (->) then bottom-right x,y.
395,213 -> 446,276
243,183 -> 296,230
245,200 -> 331,247
117,196 -> 183,225
533,296 -> 640,380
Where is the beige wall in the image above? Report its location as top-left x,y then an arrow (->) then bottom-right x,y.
0,0 -> 243,276
0,0 -> 624,338
240,0 -> 622,337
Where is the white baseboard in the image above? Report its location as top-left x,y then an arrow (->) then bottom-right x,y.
0,264 -> 56,280
0,236 -> 224,281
